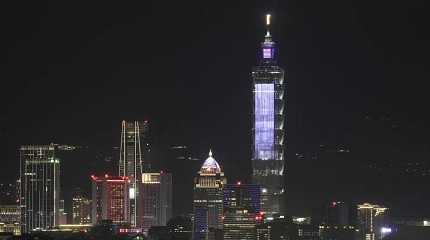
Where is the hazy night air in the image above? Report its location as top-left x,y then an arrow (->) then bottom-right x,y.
2,0 -> 430,239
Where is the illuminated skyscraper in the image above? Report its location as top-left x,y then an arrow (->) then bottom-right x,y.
140,172 -> 172,233
118,120 -> 150,227
223,183 -> 262,240
19,144 -> 60,233
72,191 -> 92,224
251,14 -> 286,216
0,205 -> 21,235
357,203 -> 389,240
91,175 -> 129,224
193,150 -> 226,240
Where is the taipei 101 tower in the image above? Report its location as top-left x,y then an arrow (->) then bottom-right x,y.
251,14 -> 286,216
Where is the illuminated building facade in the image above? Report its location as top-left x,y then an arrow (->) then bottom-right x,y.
223,183 -> 262,240
19,144 -> 60,233
357,203 -> 389,240
0,205 -> 21,235
91,175 -> 129,224
140,172 -> 172,233
119,120 -> 150,227
72,194 -> 92,224
251,14 -> 286,216
193,150 -> 226,240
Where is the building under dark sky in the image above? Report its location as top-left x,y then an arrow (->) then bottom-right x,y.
1,0 -> 430,217
251,14 -> 286,217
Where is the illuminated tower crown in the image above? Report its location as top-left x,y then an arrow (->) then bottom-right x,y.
261,14 -> 277,64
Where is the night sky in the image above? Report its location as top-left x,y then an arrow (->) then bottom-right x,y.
1,1 -> 430,217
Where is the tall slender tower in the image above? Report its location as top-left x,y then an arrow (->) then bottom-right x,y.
20,144 -> 60,233
251,14 -> 286,216
119,120 -> 150,227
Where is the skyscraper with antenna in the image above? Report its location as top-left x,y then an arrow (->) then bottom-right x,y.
251,14 -> 286,216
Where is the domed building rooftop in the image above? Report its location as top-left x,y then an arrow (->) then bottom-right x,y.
200,149 -> 221,173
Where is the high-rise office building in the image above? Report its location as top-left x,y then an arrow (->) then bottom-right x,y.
118,120 -> 150,227
91,175 -> 129,224
168,145 -> 201,217
319,201 -> 358,240
140,172 -> 172,233
251,14 -> 286,216
193,150 -> 226,240
357,203 -> 389,240
72,193 -> 92,224
223,183 -> 262,240
323,201 -> 350,226
19,144 -> 60,233
0,205 -> 21,235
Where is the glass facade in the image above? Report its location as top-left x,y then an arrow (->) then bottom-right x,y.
223,184 -> 262,240
140,172 -> 173,233
251,21 -> 286,216
91,176 -> 129,224
255,83 -> 275,160
19,145 -> 60,233
119,120 -> 150,227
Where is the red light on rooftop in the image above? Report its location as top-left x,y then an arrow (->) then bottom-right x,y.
237,181 -> 242,185
105,174 -> 109,178
332,202 -> 337,207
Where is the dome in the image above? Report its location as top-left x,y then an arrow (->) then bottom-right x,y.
201,149 -> 221,173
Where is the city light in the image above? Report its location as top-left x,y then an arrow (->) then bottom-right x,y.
266,14 -> 271,26
10,9 -> 423,240
254,83 -> 275,160
129,187 -> 135,199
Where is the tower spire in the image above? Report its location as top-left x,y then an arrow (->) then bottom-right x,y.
209,149 -> 213,158
260,13 -> 276,62
265,14 -> 272,39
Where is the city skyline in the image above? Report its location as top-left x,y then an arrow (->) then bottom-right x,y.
2,0 -> 430,222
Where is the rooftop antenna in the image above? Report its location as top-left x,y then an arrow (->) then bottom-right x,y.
265,14 -> 272,38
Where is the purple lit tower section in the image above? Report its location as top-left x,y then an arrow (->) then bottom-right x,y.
251,14 -> 285,216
